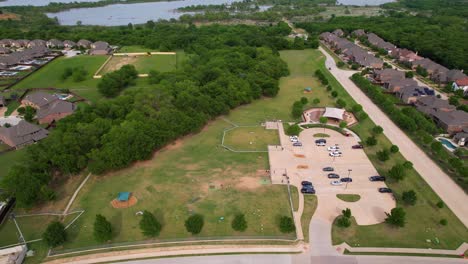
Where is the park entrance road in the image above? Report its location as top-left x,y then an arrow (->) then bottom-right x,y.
319,46 -> 468,228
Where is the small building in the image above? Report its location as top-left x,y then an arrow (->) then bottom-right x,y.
63,40 -> 76,49
453,130 -> 468,146
386,78 -> 418,93
22,92 -> 58,108
47,39 -> 64,49
452,77 -> 468,96
77,39 -> 92,49
89,41 -> 112,55
0,120 -> 49,148
332,29 -> 345,37
396,85 -> 434,104
373,69 -> 405,84
0,245 -> 27,264
0,47 -> 11,55
10,39 -> 29,48
27,39 -> 47,48
351,29 -> 366,37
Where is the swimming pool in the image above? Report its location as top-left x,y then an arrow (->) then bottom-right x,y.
437,137 -> 458,151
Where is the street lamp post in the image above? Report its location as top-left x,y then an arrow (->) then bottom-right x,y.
345,169 -> 352,190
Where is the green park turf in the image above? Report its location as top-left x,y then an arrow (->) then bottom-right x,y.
0,148 -> 26,179
336,194 -> 361,202
301,195 -> 318,242
223,126 -> 279,151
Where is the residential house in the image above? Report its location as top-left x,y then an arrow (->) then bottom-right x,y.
354,53 -> 383,69
47,39 -> 64,49
393,48 -> 422,63
320,32 -> 339,46
366,33 -> 396,53
11,39 -> 29,48
373,69 -> 405,84
27,39 -> 47,48
453,129 -> 468,146
411,58 -> 448,78
433,69 -> 466,85
22,92 -> 76,124
63,40 -> 77,48
0,120 -> 49,148
387,78 -> 418,92
396,85 -> 434,104
0,47 -> 11,55
0,39 -> 13,47
432,110 -> 468,134
77,39 -> 92,49
415,96 -> 455,116
452,77 -> 468,96
0,96 -> 5,107
89,41 -> 112,55
332,29 -> 345,37
0,55 -> 19,70
351,29 -> 366,37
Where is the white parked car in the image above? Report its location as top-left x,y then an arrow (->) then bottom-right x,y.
330,180 -> 342,186
316,142 -> 326,146
329,152 -> 342,157
327,146 -> 340,151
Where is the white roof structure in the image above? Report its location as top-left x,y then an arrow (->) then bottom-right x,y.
0,245 -> 27,264
323,107 -> 345,120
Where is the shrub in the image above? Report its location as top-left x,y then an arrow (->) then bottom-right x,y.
331,91 -> 338,97
430,141 -> 444,155
43,221 -> 67,247
185,214 -> 204,234
388,164 -> 406,182
405,71 -> 414,78
385,207 -> 406,227
231,213 -> 248,232
337,216 -> 351,227
300,97 -> 308,105
390,145 -> 399,153
440,219 -> 448,226
312,98 -> 320,105
339,121 -> 347,128
342,208 -> 351,218
365,136 -> 377,146
286,124 -> 302,136
336,98 -> 346,108
352,104 -> 363,113
291,101 -> 303,118
436,201 -> 444,208
94,214 -> 113,242
337,61 -> 345,67
326,85 -> 332,91
402,190 -> 417,205
139,210 -> 162,237
279,216 -> 295,233
358,112 -> 368,120
372,125 -> 383,134
403,161 -> 413,169
376,149 -> 390,162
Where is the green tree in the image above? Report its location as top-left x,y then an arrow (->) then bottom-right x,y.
342,208 -> 351,218
23,106 -> 36,122
402,190 -> 417,205
388,164 -> 406,182
352,104 -> 363,113
185,214 -> 204,234
376,149 -> 390,162
312,98 -> 320,105
416,65 -> 428,77
231,213 -> 247,232
336,98 -> 346,108
437,201 -> 444,208
403,161 -> 413,169
390,145 -> 399,153
300,97 -> 308,105
337,61 -> 345,68
139,210 -> 162,237
405,71 -> 414,78
431,141 -> 444,155
319,116 -> 328,126
448,96 -> 460,106
72,67 -> 87,82
339,121 -> 347,128
286,124 -> 302,136
279,216 -> 295,233
331,91 -> 338,97
94,214 -> 112,242
372,125 -> 383,134
440,219 -> 448,226
43,221 -> 67,247
337,216 -> 351,227
291,101 -> 303,119
365,136 -> 377,146
385,207 -> 406,227
359,112 -> 368,120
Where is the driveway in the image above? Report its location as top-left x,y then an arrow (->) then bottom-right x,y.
319,46 -> 468,228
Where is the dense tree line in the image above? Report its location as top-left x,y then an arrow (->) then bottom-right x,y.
297,0 -> 468,71
0,24 -> 290,207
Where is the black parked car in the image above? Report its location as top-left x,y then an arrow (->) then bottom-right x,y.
369,176 -> 386,182
327,173 -> 340,179
293,142 -> 302,147
322,167 -> 334,172
340,177 -> 353,182
352,144 -> 364,149
301,187 -> 316,194
378,187 -> 392,193
301,181 -> 313,186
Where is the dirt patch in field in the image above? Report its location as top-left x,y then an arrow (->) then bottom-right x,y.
0,13 -> 19,20
256,170 -> 269,177
236,176 -> 262,190
101,56 -> 139,73
111,196 -> 138,208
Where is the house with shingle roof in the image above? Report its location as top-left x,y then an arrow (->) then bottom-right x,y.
386,78 -> 418,92
393,48 -> 422,63
27,39 -> 47,48
89,41 -> 112,55
0,47 -> 11,55
0,120 -> 49,148
366,33 -> 396,53
373,69 -> 405,84
332,29 -> 345,37
396,85 -> 434,104
47,39 -> 64,49
453,129 -> 468,146
63,40 -> 76,49
22,92 -> 76,124
0,39 -> 13,47
351,29 -> 366,37
452,77 -> 468,96
77,39 -> 92,49
432,110 -> 468,134
415,96 -> 455,116
411,58 -> 448,78
11,39 -> 29,48
433,69 -> 466,85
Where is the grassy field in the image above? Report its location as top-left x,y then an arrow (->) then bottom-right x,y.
223,126 -> 279,151
321,6 -> 382,18
99,54 -> 176,75
0,215 -> 61,247
301,195 -> 318,242
118,46 -> 155,53
0,148 -> 26,179
336,194 -> 361,202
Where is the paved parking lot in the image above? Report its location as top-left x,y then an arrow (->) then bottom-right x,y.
269,125 -> 395,225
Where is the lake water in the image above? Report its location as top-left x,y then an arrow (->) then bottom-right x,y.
0,0 -> 101,6
337,0 -> 395,5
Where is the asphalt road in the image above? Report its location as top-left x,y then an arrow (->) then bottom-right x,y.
319,46 -> 468,228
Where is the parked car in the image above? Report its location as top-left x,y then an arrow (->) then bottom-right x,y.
330,180 -> 342,186
316,142 -> 326,146
329,152 -> 342,157
369,176 -> 386,182
301,187 -> 316,194
301,181 -> 313,186
327,146 -> 340,151
315,139 -> 326,144
323,167 -> 334,171
293,142 -> 302,147
328,173 -> 340,179
340,177 -> 353,182
378,187 -> 392,193
352,144 -> 364,149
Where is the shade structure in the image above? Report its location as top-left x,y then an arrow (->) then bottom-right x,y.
323,107 -> 345,120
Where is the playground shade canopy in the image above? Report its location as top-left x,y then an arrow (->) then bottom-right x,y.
323,107 -> 345,120
117,192 -> 131,202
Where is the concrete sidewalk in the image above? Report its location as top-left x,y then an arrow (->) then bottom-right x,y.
337,242 -> 468,256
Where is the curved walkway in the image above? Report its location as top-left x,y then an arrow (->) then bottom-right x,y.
319,46 -> 468,228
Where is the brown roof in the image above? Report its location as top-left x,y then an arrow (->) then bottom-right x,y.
456,77 -> 468,86
37,100 -> 75,119
23,92 -> 58,107
433,110 -> 468,126
0,120 -> 48,147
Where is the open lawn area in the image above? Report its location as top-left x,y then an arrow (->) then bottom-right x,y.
118,46 -> 155,53
98,54 -> 177,75
0,148 -> 26,179
301,195 -> 318,242
223,126 -> 279,151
